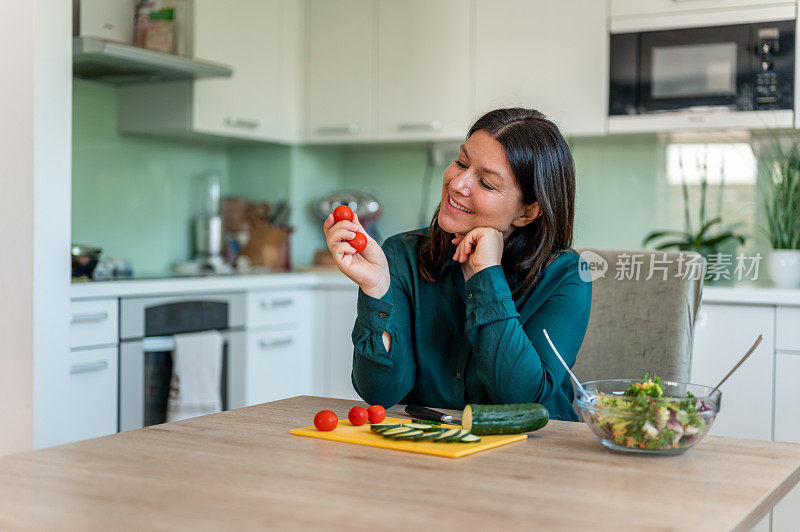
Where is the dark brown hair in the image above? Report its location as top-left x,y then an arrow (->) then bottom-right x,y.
418,108 -> 576,297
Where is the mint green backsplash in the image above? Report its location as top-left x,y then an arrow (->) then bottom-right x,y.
73,80 -> 700,273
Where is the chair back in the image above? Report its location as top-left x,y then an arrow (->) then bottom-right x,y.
572,249 -> 704,384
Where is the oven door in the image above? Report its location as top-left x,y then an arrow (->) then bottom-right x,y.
639,24 -> 751,113
119,329 -> 246,432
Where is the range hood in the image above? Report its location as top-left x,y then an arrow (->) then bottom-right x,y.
73,37 -> 233,84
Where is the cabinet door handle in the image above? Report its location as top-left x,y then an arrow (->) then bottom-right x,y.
69,312 -> 109,324
316,124 -> 360,135
260,338 -> 294,349
260,298 -> 293,309
225,116 -> 260,129
397,121 -> 443,132
70,360 -> 109,374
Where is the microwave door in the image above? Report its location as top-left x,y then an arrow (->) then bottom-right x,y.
639,25 -> 750,113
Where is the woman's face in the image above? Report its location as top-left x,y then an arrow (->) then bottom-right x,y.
438,130 -> 539,239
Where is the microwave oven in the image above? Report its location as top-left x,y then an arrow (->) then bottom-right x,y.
609,20 -> 795,117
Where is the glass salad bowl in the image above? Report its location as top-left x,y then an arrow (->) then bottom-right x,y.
575,377 -> 721,456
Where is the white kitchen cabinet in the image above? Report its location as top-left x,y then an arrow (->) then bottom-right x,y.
313,286 -> 360,400
69,298 -> 118,349
304,0 -> 374,141
611,0 -> 790,18
691,303 -> 774,440
119,0 -> 303,143
474,0 -> 607,137
244,327 -> 313,406
66,346 -> 119,442
246,288 -> 312,330
772,353 -> 800,532
375,0 -> 472,140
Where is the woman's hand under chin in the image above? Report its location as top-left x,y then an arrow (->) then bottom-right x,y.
452,227 -> 504,281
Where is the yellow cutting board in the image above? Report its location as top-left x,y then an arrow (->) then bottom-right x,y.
290,417 -> 526,458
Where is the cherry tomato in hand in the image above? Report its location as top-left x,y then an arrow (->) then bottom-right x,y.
348,406 -> 369,426
349,232 -> 368,253
367,405 -> 386,424
314,410 -> 338,431
333,205 -> 354,223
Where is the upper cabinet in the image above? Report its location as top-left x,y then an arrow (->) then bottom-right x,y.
118,0 -> 303,143
611,0 -> 791,18
474,0 -> 608,137
375,0 -> 472,140
304,0 -> 374,142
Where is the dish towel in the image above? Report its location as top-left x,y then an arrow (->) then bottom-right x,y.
166,330 -> 224,423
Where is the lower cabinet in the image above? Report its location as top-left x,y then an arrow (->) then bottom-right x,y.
691,303 -> 774,440
771,354 -> 800,532
313,286 -> 360,400
243,327 -> 313,406
66,346 -> 118,442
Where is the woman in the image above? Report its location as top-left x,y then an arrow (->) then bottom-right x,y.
322,108 -> 591,421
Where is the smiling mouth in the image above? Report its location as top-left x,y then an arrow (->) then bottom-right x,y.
448,195 -> 475,214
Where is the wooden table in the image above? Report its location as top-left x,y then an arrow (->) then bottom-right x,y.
1,396 -> 798,531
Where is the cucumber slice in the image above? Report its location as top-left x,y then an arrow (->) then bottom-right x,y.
413,429 -> 444,441
391,429 -> 424,439
458,434 -> 481,443
370,423 -> 401,432
433,428 -> 461,442
402,423 -> 436,431
380,427 -> 414,437
443,429 -> 470,442
411,419 -> 441,425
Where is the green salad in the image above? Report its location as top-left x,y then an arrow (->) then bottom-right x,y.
592,374 -> 708,450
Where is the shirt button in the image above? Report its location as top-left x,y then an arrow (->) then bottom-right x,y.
378,312 -> 387,318
456,372 -> 462,379
467,293 -> 473,299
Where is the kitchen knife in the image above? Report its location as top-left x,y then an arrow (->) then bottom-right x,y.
404,405 -> 461,426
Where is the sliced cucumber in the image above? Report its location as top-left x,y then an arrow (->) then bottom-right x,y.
443,429 -> 470,442
433,428 -> 461,442
391,429 -> 424,439
370,423 -> 401,432
458,433 -> 482,443
403,423 -> 437,431
380,427 -> 414,437
413,429 -> 444,441
411,419 -> 441,425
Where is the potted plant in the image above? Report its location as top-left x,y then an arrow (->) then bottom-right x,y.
762,137 -> 800,288
642,148 -> 746,283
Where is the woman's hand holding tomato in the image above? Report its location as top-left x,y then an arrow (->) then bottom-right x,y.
452,227 -> 504,281
323,208 -> 390,299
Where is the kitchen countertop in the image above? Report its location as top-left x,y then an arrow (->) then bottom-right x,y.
703,284 -> 800,306
1,396 -> 798,531
70,269 -> 355,299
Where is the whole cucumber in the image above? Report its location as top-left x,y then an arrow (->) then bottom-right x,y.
462,403 -> 549,435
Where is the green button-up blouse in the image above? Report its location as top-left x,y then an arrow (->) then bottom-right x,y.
351,229 -> 592,421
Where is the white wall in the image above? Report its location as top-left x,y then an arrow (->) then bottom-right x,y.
0,1 -> 35,456
33,0 -> 72,449
0,0 -> 71,455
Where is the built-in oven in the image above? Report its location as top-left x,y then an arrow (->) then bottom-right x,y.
119,293 -> 246,432
610,20 -> 795,116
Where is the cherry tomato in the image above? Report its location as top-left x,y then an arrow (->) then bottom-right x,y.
333,205 -> 354,223
348,232 -> 368,253
367,404 -> 386,424
314,410 -> 338,431
348,406 -> 369,426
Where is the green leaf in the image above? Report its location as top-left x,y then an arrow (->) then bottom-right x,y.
642,230 -> 687,246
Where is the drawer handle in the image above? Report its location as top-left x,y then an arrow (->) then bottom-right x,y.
69,312 -> 109,324
397,121 -> 443,132
260,338 -> 294,349
260,298 -> 293,309
70,360 -> 109,374
225,116 -> 260,129
316,124 -> 360,135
